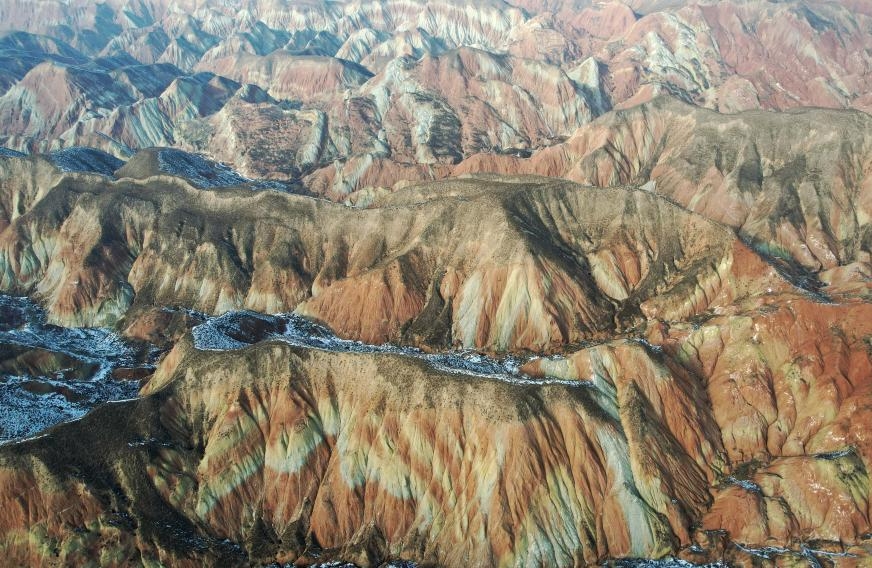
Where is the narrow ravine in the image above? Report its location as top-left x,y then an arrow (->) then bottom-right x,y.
190,308 -> 592,388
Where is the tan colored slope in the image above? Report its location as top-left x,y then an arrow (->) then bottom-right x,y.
0,173 -> 787,349
3,291 -> 872,566
0,153 -> 62,231
0,336 -> 731,566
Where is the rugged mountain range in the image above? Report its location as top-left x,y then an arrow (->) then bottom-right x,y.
1,0 -> 871,183
2,0 -> 872,566
1,148 -> 871,565
0,155 -> 785,348
451,97 -> 872,283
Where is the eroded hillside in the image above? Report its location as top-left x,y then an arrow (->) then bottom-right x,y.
1,1 -> 872,566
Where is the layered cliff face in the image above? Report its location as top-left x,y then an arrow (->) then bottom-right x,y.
0,166 -> 788,350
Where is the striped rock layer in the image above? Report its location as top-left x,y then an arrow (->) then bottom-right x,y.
2,290 -> 872,566
0,171 -> 784,351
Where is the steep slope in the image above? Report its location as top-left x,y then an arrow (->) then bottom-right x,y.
2,289 -> 871,566
0,173 -> 787,350
0,153 -> 63,231
195,51 -> 374,103
450,97 -> 872,288
0,60 -> 276,157
0,61 -> 137,143
0,31 -> 88,95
